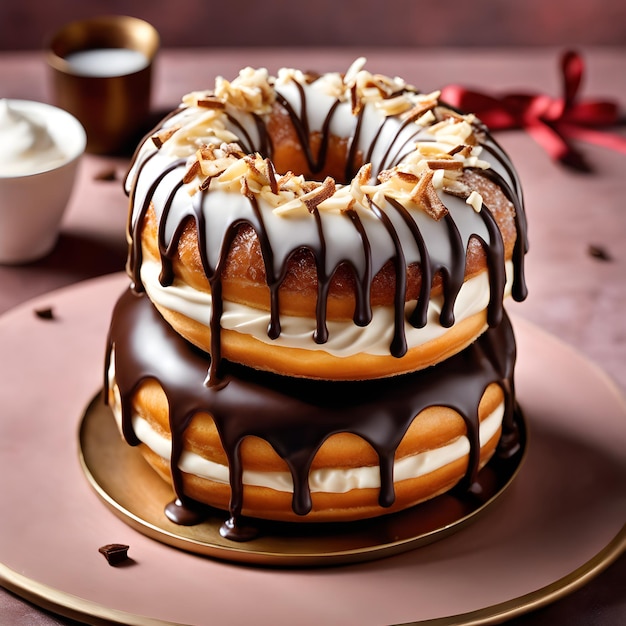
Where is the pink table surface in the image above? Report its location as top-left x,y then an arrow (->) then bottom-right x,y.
1,47 -> 625,625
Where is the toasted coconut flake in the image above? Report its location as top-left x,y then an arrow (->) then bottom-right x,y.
377,169 -> 394,183
155,61 -> 496,224
437,106 -> 467,123
466,190 -> 483,213
221,143 -> 246,158
431,168 -> 446,189
318,190 -> 356,214
197,144 -> 216,161
375,94 -> 413,116
272,197 -> 307,217
344,57 -> 367,87
217,157 -> 248,182
214,66 -> 275,114
357,163 -> 372,185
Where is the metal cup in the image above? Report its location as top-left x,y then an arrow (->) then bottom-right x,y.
45,15 -> 159,155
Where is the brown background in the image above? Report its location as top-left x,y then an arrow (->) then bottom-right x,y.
1,0 -> 625,50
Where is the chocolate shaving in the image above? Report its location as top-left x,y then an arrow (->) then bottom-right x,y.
350,83 -> 361,116
395,171 -> 420,184
222,143 -> 246,158
403,101 -> 437,123
265,158 -> 279,195
196,97 -> 226,109
34,307 -> 55,320
151,125 -> 180,149
183,160 -> 201,183
301,181 -> 320,193
426,159 -> 463,170
277,171 -> 295,189
303,177 -> 336,213
588,244 -> 613,262
244,155 -> 264,181
443,181 -> 472,199
448,144 -> 472,158
303,71 -> 321,84
98,543 -> 130,566
241,177 -> 255,201
412,170 -> 448,220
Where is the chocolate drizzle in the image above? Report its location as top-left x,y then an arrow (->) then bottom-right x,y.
105,289 -> 519,534
124,74 -> 528,376
113,68 -> 528,536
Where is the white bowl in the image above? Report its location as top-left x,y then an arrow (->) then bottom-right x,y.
0,100 -> 86,264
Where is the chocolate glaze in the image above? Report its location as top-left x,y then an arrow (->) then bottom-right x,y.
105,289 -> 519,536
115,71 -> 527,538
125,75 -> 528,377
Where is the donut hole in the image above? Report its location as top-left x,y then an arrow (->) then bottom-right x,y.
267,102 -> 364,185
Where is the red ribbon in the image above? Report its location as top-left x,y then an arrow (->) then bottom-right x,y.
440,50 -> 626,170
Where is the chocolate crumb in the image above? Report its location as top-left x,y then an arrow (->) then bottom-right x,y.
99,543 -> 130,566
94,168 -> 118,182
34,307 -> 55,320
588,244 -> 613,262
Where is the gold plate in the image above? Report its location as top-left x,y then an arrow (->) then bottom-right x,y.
78,391 -> 526,567
1,274 -> 623,624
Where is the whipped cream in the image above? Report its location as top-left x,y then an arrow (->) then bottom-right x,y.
0,99 -> 67,176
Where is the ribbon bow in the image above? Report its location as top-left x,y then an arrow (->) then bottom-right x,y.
440,50 -> 626,171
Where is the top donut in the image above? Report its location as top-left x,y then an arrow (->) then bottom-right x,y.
125,58 -> 528,381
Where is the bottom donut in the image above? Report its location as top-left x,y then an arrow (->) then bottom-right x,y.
105,289 -> 522,535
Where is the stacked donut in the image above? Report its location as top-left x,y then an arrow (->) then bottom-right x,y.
105,59 -> 528,536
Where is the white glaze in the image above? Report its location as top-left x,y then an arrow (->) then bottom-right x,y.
125,62 -> 522,356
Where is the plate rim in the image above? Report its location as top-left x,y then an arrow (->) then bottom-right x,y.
0,272 -> 624,626
2,528 -> 624,626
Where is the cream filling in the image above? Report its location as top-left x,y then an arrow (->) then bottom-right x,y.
108,376 -> 503,494
140,258 -> 513,356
